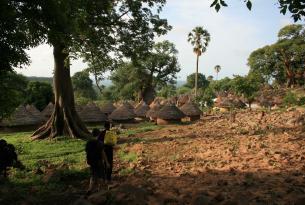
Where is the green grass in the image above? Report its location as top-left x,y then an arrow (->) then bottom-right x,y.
0,132 -> 88,204
0,122 -> 162,204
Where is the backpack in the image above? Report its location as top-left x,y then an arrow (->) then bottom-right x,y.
104,131 -> 117,146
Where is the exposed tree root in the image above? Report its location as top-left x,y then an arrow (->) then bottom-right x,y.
32,104 -> 92,140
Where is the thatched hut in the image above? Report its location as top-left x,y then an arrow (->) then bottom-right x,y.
122,101 -> 134,111
146,102 -> 162,122
0,105 -> 41,127
180,102 -> 202,121
109,104 -> 136,123
42,102 -> 54,118
25,104 -> 46,123
75,104 -> 83,114
99,101 -> 116,116
79,103 -> 107,123
156,104 -> 185,125
134,102 -> 150,120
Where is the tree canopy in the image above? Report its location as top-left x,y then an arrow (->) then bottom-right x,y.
185,73 -> 210,90
0,71 -> 28,119
110,40 -> 180,102
25,81 -> 54,111
72,71 -> 97,100
248,24 -> 305,87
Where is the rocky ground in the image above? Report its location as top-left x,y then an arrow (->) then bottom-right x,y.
72,109 -> 305,205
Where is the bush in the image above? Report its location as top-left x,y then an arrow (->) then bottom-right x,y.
298,96 -> 305,106
283,91 -> 298,106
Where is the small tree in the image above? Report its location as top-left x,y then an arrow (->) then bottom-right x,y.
185,73 -> 210,90
230,73 -> 261,109
214,65 -> 221,80
187,27 -> 211,97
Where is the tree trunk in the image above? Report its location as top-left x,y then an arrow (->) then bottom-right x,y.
195,54 -> 199,97
32,44 -> 91,140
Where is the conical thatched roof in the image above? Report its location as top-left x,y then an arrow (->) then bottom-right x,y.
25,104 -> 46,122
1,105 -> 40,126
134,102 -> 150,118
42,102 -> 54,117
100,102 -> 116,114
109,104 -> 136,121
146,103 -> 162,119
180,102 -> 202,117
156,104 -> 185,120
79,103 -> 107,122
122,102 -> 134,111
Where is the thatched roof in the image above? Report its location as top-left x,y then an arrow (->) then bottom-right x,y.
109,104 -> 136,121
122,102 -> 134,111
99,102 -> 116,114
79,103 -> 107,122
134,102 -> 150,118
216,98 -> 246,109
1,105 -> 41,126
156,104 -> 185,120
180,102 -> 202,117
25,104 -> 46,122
75,104 -> 83,114
42,102 -> 54,117
146,103 -> 162,118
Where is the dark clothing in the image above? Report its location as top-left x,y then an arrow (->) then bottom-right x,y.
97,129 -> 114,181
104,145 -> 113,181
85,139 -> 106,181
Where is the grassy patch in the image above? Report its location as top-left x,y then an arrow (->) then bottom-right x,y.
119,168 -> 135,176
117,149 -> 138,163
120,122 -> 162,137
0,132 -> 88,204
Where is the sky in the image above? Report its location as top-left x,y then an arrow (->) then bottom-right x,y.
18,0 -> 294,81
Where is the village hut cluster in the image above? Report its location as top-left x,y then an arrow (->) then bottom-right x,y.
0,98 -> 205,129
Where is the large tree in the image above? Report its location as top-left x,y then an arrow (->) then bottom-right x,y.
248,24 -> 305,87
110,40 -> 180,103
187,27 -> 211,97
1,0 -> 170,139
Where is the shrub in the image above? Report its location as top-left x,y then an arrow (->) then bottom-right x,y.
283,91 -> 298,106
298,96 -> 305,106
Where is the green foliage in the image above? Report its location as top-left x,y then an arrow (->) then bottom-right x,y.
0,132 -> 87,204
158,84 -> 177,98
298,97 -> 305,106
25,81 -> 54,111
176,86 -> 192,95
0,71 -> 28,119
188,27 -> 211,56
185,73 -> 210,90
72,71 -> 97,100
197,87 -> 216,107
230,73 -> 261,105
209,77 -> 232,93
248,24 -> 305,87
283,91 -> 298,106
110,41 -> 180,101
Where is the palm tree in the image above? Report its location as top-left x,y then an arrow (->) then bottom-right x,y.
188,27 -> 211,97
214,65 -> 221,80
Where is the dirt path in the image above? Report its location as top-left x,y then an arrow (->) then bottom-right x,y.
85,111 -> 305,205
